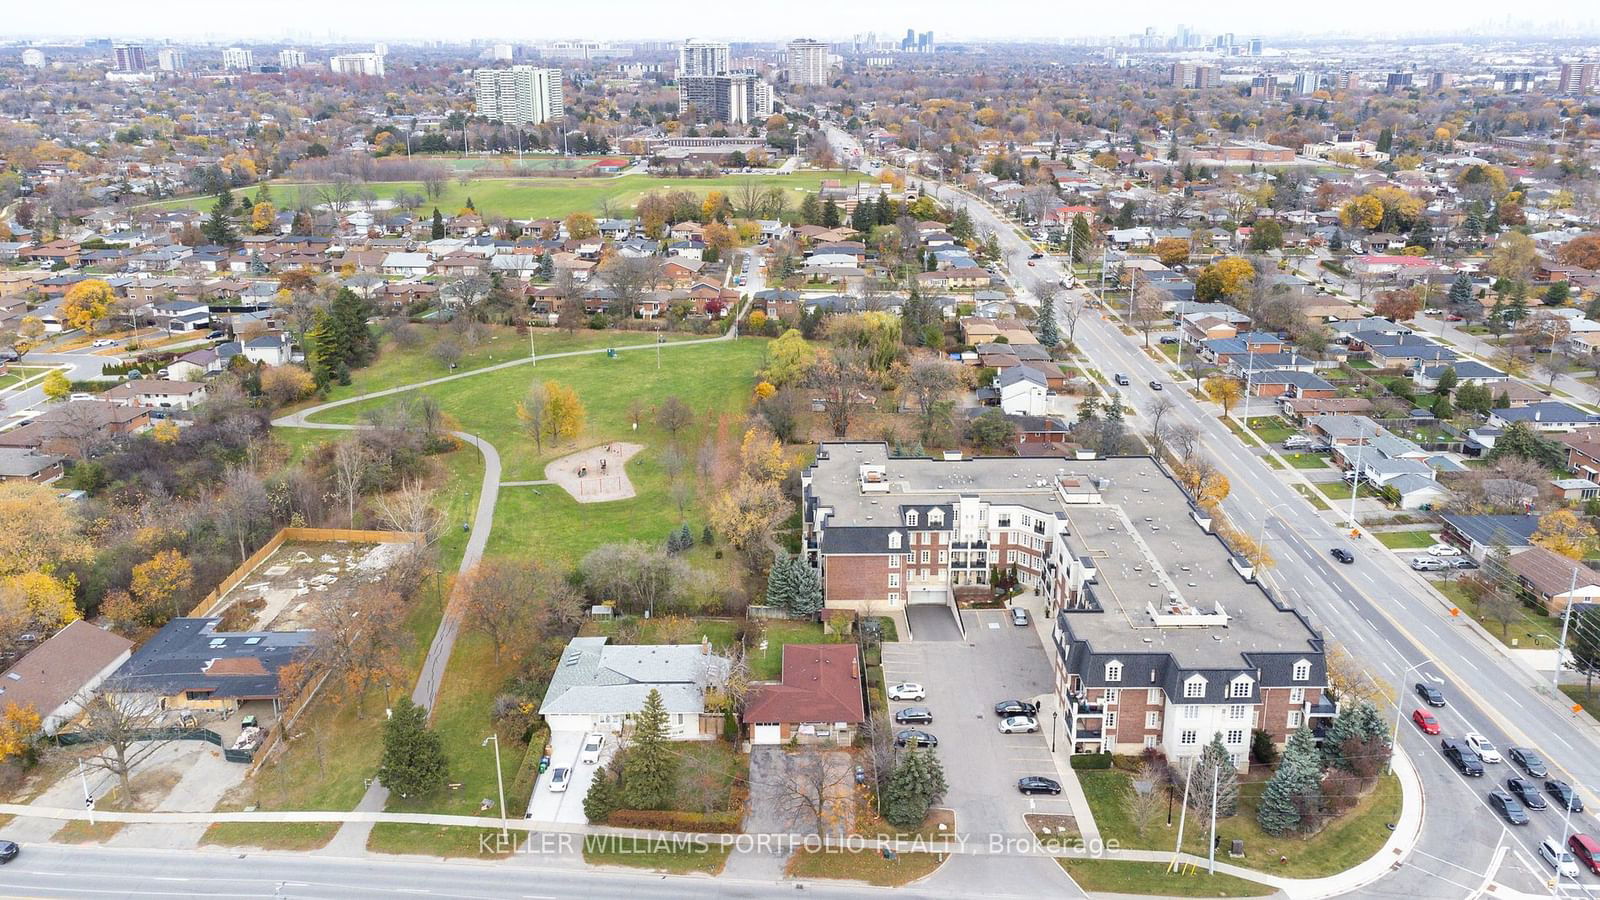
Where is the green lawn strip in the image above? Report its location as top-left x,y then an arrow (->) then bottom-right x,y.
51,820 -> 124,843
1056,858 -> 1274,897
1220,416 -> 1264,447
1347,359 -> 1377,370
750,620 -> 833,680
1314,481 -> 1379,502
582,615 -> 740,649
1375,530 -> 1437,550
1262,455 -> 1284,470
1435,580 -> 1562,649
142,172 -> 871,220
367,822 -> 514,858
1244,417 -> 1295,444
1282,452 -> 1331,470
785,847 -> 945,886
582,835 -> 731,875
1560,685 -> 1600,720
200,822 -> 339,851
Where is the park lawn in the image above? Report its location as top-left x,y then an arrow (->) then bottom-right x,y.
386,631 -> 522,817
1283,452 -> 1331,470
1375,530 -> 1437,550
146,172 -> 871,221
582,835 -> 731,874
581,615 -> 740,650
1245,417 -> 1296,444
1081,768 -> 1403,879
750,620 -> 833,680
1056,859 -> 1274,897
51,820 -> 124,843
367,823 -> 515,859
786,848 -> 945,886
200,822 -> 339,851
1435,580 -> 1562,649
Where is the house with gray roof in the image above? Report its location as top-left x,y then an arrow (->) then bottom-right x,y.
1488,402 -> 1600,433
538,636 -> 729,740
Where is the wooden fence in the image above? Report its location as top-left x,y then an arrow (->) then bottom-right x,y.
186,526 -> 422,618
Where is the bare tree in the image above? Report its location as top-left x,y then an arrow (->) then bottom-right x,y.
600,255 -> 661,321
50,401 -> 111,460
774,750 -> 856,837
1165,421 -> 1201,465
1144,396 -> 1178,456
735,179 -> 764,219
373,480 -> 445,548
577,542 -> 689,617
1059,294 -> 1084,347
315,173 -> 362,220
215,466 -> 270,563
1132,282 -> 1171,348
305,583 -> 409,718
517,382 -> 548,453
1128,757 -> 1169,838
656,395 -> 693,442
904,356 -> 960,442
810,347 -> 870,438
77,682 -> 201,803
331,440 -> 371,528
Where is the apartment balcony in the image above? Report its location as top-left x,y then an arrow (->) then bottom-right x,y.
1074,728 -> 1103,741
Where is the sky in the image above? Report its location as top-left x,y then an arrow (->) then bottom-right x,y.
8,0 -> 1600,43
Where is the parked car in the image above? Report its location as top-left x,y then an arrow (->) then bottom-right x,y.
853,765 -> 867,786
1412,709 -> 1441,734
69,392 -> 93,402
998,715 -> 1040,734
994,700 -> 1039,717
1509,747 -> 1549,778
1158,336 -> 1180,345
1569,834 -> 1600,875
579,733 -> 604,765
0,840 -> 15,864
888,682 -> 926,701
1017,776 -> 1062,796
1545,780 -> 1585,813
206,329 -> 227,340
1410,556 -> 1448,571
91,339 -> 115,348
1425,543 -> 1462,557
1464,733 -> 1502,763
1488,790 -> 1530,825
894,706 -> 934,725
1441,739 -> 1484,776
894,729 -> 938,748
548,766 -> 572,793
1331,548 -> 1355,564
1010,607 -> 1029,626
1508,777 -> 1548,810
1540,837 -> 1581,879
1447,557 -> 1478,569
1284,436 -> 1313,450
1415,682 -> 1446,707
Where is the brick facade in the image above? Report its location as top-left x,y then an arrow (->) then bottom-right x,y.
822,554 -> 891,609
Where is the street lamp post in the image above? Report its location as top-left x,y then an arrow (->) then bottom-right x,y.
1552,566 -> 1579,694
1254,502 -> 1296,566
482,734 -> 508,844
1051,709 -> 1059,753
1347,419 -> 1367,532
1388,659 -> 1431,773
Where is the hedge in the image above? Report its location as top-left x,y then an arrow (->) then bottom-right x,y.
1070,752 -> 1113,770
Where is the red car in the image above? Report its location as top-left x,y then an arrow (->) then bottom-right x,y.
1412,709 -> 1441,735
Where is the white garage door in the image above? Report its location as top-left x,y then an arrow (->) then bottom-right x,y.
907,588 -> 948,605
752,724 -> 783,745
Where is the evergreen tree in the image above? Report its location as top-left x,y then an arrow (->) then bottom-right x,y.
821,199 -> 841,228
850,199 -> 875,234
950,208 -> 974,242
1037,296 -> 1060,348
202,191 -> 239,245
465,196 -> 476,211
1185,733 -> 1240,817
677,523 -> 694,551
377,698 -> 450,797
1321,700 -> 1390,772
1464,210 -> 1484,240
620,689 -> 675,809
702,524 -> 715,546
1115,202 -> 1136,229
1257,727 -> 1323,836
431,207 -> 445,240
583,770 -> 619,822
1433,366 -> 1458,396
1071,213 -> 1093,263
883,749 -> 948,827
1447,271 -> 1473,309
799,193 -> 821,226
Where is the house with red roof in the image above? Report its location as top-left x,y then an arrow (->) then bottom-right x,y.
743,644 -> 866,745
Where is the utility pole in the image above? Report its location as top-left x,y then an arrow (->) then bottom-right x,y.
482,735 -> 508,845
1207,762 -> 1220,875
1553,565 -> 1579,693
1348,418 -> 1367,532
1169,756 -> 1195,873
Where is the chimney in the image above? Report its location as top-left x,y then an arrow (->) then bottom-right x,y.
850,655 -> 860,680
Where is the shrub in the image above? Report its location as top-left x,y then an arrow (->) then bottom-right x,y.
605,808 -> 742,833
1071,752 -> 1113,770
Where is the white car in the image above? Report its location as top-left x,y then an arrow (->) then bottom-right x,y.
998,715 -> 1040,734
548,766 -> 572,793
91,339 -> 115,348
888,682 -> 926,701
1540,837 -> 1581,878
579,732 -> 605,765
1425,544 -> 1462,557
1463,733 -> 1501,763
1409,557 -> 1447,571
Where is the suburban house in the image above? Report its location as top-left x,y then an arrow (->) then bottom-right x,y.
1438,514 -> 1541,560
996,366 -> 1051,416
98,379 -> 208,410
241,333 -> 295,366
742,643 -> 867,745
381,252 -> 433,276
0,447 -> 65,483
538,636 -> 729,740
1557,428 -> 1600,477
108,617 -> 311,715
0,621 -> 133,734
1506,546 -> 1600,614
1489,402 -> 1600,433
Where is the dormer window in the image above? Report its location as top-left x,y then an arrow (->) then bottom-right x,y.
905,511 -> 919,527
1227,675 -> 1253,699
1184,675 -> 1207,698
1104,661 -> 1123,682
929,509 -> 944,526
1292,659 -> 1311,682
888,532 -> 902,550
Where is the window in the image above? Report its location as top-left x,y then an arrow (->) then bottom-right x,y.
1183,705 -> 1199,720
888,592 -> 899,604
929,509 -> 944,526
1145,712 -> 1160,729
889,554 -> 900,569
997,514 -> 1011,528
906,511 -> 919,527
1289,688 -> 1305,704
1228,704 -> 1247,720
1228,677 -> 1253,699
920,550 -> 931,564
988,551 -> 999,563
1104,688 -> 1120,704
938,550 -> 947,564
1007,550 -> 1017,563
888,532 -> 901,550
1292,659 -> 1311,682
1144,735 -> 1159,750
888,573 -> 900,588
1147,688 -> 1163,705
1287,710 -> 1303,729
1104,661 -> 1123,683
1180,730 -> 1198,746
1104,711 -> 1118,730
1183,676 -> 1207,699
1226,729 -> 1245,745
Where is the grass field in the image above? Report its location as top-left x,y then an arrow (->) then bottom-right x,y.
583,836 -> 731,874
367,823 -> 515,858
785,848 -> 945,886
1293,483 -> 1333,511
1315,481 -> 1379,502
1283,452 -> 1331,469
51,820 -> 124,843
1375,530 -> 1438,550
200,822 -> 339,850
145,172 -> 870,221
1435,580 -> 1562,649
1245,417 -> 1296,444
1056,859 -> 1274,897
1078,769 -> 1401,879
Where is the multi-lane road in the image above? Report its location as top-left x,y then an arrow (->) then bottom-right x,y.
875,144 -> 1600,895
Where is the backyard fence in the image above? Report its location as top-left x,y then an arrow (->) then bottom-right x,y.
186,526 -> 423,618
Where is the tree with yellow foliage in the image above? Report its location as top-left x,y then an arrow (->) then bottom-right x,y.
1154,237 -> 1190,266
0,702 -> 41,762
0,571 -> 79,638
42,369 -> 71,401
1203,375 -> 1244,417
708,426 -> 792,570
151,421 -> 180,444
1339,194 -> 1383,231
1532,508 -> 1598,560
131,549 -> 195,624
1195,256 -> 1255,303
702,222 -> 737,257
701,190 -> 729,223
0,481 -> 91,578
250,201 -> 276,234
563,212 -> 598,239
754,381 -> 776,399
764,329 -> 815,386
543,380 -> 585,445
61,278 -> 114,330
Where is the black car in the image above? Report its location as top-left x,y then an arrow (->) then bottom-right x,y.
1331,548 -> 1355,564
994,699 -> 1039,717
1414,682 -> 1446,707
894,729 -> 938,748
853,765 -> 867,786
1508,777 -> 1548,810
1509,747 -> 1549,778
1018,776 -> 1062,796
1028,252 -> 1044,260
894,706 -> 934,725
1488,790 -> 1530,825
1441,739 -> 1484,777
1546,780 -> 1585,813
0,839 -> 16,863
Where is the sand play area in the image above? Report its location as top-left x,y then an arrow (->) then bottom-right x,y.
545,441 -> 642,503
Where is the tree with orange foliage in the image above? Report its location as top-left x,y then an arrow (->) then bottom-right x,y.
130,549 -> 195,625
0,702 -> 41,761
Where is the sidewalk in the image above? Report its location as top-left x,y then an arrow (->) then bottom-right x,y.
1013,589 -> 1101,847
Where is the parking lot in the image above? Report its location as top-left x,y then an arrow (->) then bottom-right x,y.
880,606 -> 1070,836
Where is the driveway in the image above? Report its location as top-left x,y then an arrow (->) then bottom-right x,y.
524,730 -> 602,824
906,604 -> 963,641
745,747 -> 855,835
879,608 -> 1065,838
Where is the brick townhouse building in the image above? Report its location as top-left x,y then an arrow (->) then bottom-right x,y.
802,443 -> 1333,770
